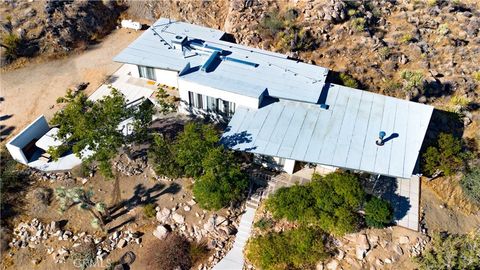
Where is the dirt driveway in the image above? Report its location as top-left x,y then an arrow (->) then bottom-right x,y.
0,28 -> 142,141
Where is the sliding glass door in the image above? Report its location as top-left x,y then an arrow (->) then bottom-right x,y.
138,66 -> 156,81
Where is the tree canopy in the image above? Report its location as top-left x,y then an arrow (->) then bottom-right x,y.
422,133 -> 463,177
246,226 -> 330,270
364,196 -> 393,228
266,171 -> 365,235
193,147 -> 249,210
50,88 -> 153,177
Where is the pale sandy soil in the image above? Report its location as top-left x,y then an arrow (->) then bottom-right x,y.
0,28 -> 142,142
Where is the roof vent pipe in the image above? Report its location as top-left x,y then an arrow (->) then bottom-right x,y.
376,131 -> 386,146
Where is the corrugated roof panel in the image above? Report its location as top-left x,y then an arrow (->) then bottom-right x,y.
332,90 -> 363,167
303,110 -> 333,161
374,97 -> 398,174
290,109 -> 321,160
358,94 -> 386,173
345,92 -> 374,170
388,101 -> 409,177
262,105 -> 297,156
317,89 -> 350,165
240,108 -> 272,151
254,105 -> 285,154
277,105 -> 308,157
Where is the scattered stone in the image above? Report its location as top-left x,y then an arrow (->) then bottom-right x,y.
398,235 -> 410,245
153,225 -> 169,240
326,259 -> 339,270
172,213 -> 185,224
117,239 -> 127,249
355,234 -> 370,260
184,205 -> 191,212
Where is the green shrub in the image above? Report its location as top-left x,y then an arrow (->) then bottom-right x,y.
422,133 -> 463,176
472,71 -> 480,82
189,241 -> 210,266
350,17 -> 366,32
416,232 -> 480,270
400,70 -> 424,92
461,168 -> 480,204
377,46 -> 390,60
254,217 -> 274,231
143,203 -> 156,218
339,73 -> 359,88
437,24 -> 449,35
1,33 -> 20,59
47,144 -> 70,161
148,134 -> 183,179
193,147 -> 248,210
260,11 -> 285,36
364,196 -> 393,228
400,33 -> 414,44
266,172 -> 365,235
246,226 -> 330,270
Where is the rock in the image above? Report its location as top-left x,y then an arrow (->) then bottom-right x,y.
172,213 -> 185,224
187,199 -> 197,206
398,235 -> 410,245
117,239 -> 127,249
326,259 -> 338,270
337,249 -> 345,260
184,205 -> 191,212
153,225 -> 169,240
316,261 -> 324,270
393,244 -> 403,256
355,234 -> 370,260
156,208 -> 171,223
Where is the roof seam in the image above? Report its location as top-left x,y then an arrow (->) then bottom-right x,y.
372,96 -> 388,175
342,90 -> 364,167
386,100 -> 399,177
327,93 -> 351,165
358,95 -> 375,171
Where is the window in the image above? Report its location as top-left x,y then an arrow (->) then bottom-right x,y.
138,66 -> 156,81
197,93 -> 204,109
220,100 -> 236,117
206,96 -> 218,112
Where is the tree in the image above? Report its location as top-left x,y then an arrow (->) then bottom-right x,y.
416,232 -> 480,270
148,133 -> 183,179
174,122 -> 219,178
267,171 -> 365,235
461,168 -> 480,204
364,196 -> 393,228
246,226 -> 330,270
50,88 -> 153,177
193,147 -> 248,210
54,187 -> 108,231
422,133 -> 463,177
155,86 -> 177,115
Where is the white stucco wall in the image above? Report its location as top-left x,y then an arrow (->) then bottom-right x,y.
123,63 -> 140,78
6,115 -> 50,164
283,159 -> 296,174
154,69 -> 179,88
177,79 -> 260,114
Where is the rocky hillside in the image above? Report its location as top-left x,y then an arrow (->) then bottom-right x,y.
0,0 -> 124,66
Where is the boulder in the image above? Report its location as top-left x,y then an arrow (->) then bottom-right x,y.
326,259 -> 338,270
156,208 -> 171,223
153,225 -> 169,240
172,213 -> 185,224
355,234 -> 370,260
398,235 -> 410,245
117,239 -> 127,249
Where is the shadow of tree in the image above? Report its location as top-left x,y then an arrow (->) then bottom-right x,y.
107,182 -> 181,224
361,175 -> 411,221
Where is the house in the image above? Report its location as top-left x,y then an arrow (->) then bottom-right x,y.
113,18 -> 434,179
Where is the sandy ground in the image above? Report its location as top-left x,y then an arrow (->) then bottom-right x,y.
0,28 -> 142,142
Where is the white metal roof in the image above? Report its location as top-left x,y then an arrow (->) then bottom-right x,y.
221,84 -> 434,179
114,18 -> 329,104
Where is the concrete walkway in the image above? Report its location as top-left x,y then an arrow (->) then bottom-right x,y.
212,193 -> 260,270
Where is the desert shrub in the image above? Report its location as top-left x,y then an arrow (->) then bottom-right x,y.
350,17 -> 366,32
32,187 -> 53,206
400,33 -> 414,43
416,232 -> 480,270
437,23 -> 449,35
246,226 -> 330,270
145,234 -> 192,270
260,11 -> 285,36
71,242 -> 96,270
143,203 -> 156,218
267,172 -> 365,235
254,217 -> 274,231
148,133 -> 183,179
377,46 -> 390,60
189,241 -> 210,267
382,79 -> 403,96
422,133 -> 463,176
364,196 -> 393,228
1,33 -> 20,59
461,168 -> 480,204
193,147 -> 248,210
339,73 -> 359,88
426,0 -> 437,6
400,70 -> 424,92
472,71 -> 480,82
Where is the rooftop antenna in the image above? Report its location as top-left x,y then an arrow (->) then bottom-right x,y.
376,131 -> 386,146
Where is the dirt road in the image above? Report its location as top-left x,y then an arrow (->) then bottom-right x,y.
0,28 -> 142,141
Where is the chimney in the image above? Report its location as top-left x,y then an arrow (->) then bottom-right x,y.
376,131 -> 386,146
